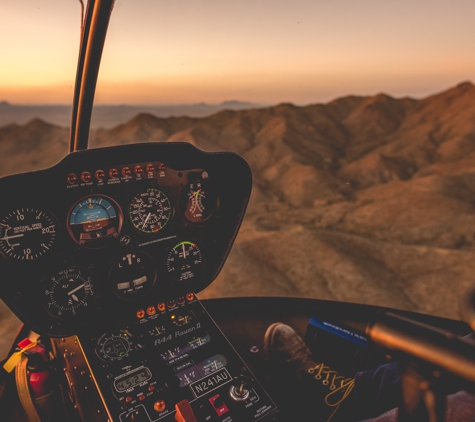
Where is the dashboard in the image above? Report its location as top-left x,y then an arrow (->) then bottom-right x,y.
0,142 -> 252,337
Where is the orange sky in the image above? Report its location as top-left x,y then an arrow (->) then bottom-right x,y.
1,0 -> 475,105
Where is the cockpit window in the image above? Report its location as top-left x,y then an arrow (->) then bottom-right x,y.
1,0 -> 475,321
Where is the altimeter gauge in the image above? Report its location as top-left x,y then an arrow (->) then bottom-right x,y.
129,188 -> 172,234
0,208 -> 57,260
43,267 -> 95,318
166,241 -> 203,281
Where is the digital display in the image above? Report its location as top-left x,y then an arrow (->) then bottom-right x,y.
114,367 -> 151,393
160,332 -> 211,362
175,354 -> 227,387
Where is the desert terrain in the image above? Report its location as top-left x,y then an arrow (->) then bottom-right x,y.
1,82 -> 475,355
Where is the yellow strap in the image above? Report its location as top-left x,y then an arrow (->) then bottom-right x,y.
15,356 -> 42,422
3,341 -> 39,373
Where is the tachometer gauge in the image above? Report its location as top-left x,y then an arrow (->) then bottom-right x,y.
68,195 -> 122,248
109,252 -> 156,300
181,178 -> 217,223
0,208 -> 57,260
96,331 -> 134,362
129,188 -> 172,234
166,241 -> 203,281
43,267 -> 95,318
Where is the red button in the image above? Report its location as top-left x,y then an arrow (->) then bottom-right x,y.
139,394 -> 146,401
125,396 -> 133,403
81,172 -> 92,182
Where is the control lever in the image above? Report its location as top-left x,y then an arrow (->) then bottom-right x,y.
229,375 -> 253,402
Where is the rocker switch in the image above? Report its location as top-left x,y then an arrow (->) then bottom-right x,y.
209,394 -> 229,416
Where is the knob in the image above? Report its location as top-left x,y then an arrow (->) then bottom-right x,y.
229,376 -> 253,402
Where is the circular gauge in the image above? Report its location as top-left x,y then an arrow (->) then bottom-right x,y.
0,208 -> 57,260
43,267 -> 95,318
109,252 -> 156,300
129,188 -> 172,234
166,241 -> 203,282
181,178 -> 217,223
68,195 -> 122,248
96,331 -> 133,362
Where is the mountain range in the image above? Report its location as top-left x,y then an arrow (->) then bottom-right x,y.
1,82 -> 475,321
0,100 -> 258,129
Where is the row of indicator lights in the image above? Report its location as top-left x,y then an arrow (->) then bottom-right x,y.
124,394 -> 166,413
66,163 -> 167,184
136,293 -> 195,319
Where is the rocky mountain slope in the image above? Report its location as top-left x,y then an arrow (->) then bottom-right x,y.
1,82 -> 475,320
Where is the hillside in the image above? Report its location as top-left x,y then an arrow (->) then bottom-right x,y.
1,82 -> 475,320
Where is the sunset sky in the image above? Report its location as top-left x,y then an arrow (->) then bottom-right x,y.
1,0 -> 475,105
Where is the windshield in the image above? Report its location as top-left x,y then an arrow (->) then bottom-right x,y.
1,0 -> 475,325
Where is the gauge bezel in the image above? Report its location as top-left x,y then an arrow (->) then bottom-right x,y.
166,240 -> 204,282
96,331 -> 134,362
42,266 -> 96,319
108,251 -> 157,301
0,207 -> 59,261
67,194 -> 123,249
180,178 -> 218,224
128,187 -> 173,234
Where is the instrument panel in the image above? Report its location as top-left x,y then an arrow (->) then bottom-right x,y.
0,142 -> 252,336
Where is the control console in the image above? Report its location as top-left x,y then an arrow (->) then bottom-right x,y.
55,293 -> 277,421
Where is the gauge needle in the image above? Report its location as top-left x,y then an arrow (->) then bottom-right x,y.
0,233 -> 24,240
68,283 -> 85,296
142,213 -> 151,227
182,243 -> 186,258
71,294 -> 79,302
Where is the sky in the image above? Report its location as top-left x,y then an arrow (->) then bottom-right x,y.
1,0 -> 475,105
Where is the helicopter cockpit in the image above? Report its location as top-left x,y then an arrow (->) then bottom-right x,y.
2,1 -> 475,422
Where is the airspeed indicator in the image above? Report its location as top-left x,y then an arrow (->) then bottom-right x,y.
129,188 -> 172,234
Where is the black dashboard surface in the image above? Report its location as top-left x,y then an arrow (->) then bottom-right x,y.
0,142 -> 251,337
